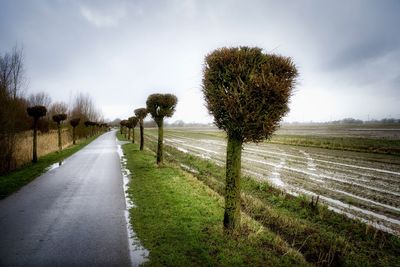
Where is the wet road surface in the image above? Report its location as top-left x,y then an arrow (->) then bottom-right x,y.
0,131 -> 131,266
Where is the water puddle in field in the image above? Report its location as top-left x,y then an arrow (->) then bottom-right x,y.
162,134 -> 400,235
299,150 -> 317,171
328,188 -> 400,212
268,150 -> 286,188
270,172 -> 285,187
244,145 -> 400,176
167,138 -> 185,143
117,142 -> 149,266
177,147 -> 189,153
291,187 -> 400,230
46,161 -> 64,172
180,164 -> 199,174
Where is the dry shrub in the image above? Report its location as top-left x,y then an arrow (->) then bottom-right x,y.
14,128 -> 73,167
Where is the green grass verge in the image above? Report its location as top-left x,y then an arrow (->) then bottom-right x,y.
118,132 -> 308,266
141,133 -> 400,267
0,135 -> 100,199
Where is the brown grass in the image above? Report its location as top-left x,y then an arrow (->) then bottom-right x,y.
14,128 -> 74,167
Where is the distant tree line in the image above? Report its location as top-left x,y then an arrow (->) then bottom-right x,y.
0,46 -> 105,174
286,118 -> 400,125
332,118 -> 400,124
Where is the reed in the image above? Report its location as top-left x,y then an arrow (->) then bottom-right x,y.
14,128 -> 73,168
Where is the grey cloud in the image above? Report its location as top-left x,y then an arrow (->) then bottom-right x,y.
0,0 -> 399,121
327,39 -> 400,72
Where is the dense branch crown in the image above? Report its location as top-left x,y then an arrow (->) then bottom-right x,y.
120,120 -> 129,127
52,113 -> 67,123
146,93 -> 178,125
70,118 -> 80,127
27,106 -> 47,119
202,47 -> 298,142
134,108 -> 148,121
128,116 -> 138,128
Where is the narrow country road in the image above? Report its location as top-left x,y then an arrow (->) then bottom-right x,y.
0,131 -> 132,266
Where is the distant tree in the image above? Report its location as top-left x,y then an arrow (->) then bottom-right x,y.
70,93 -> 103,138
120,120 -> 128,138
381,118 -> 397,124
172,120 -> 185,127
50,101 -> 68,151
84,120 -> 94,137
70,118 -> 80,145
126,119 -> 132,140
109,118 -> 121,128
27,106 -> 47,163
27,92 -> 53,132
128,116 -> 138,144
52,114 -> 67,151
146,93 -> 178,164
134,108 -> 148,150
202,47 -> 298,231
143,120 -> 157,128
341,118 -> 363,124
28,92 -> 52,108
119,120 -> 125,135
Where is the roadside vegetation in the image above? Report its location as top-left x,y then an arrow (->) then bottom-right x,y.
1,46 -> 106,175
0,134 -> 99,199
139,132 -> 400,266
134,108 -> 148,151
118,132 -> 308,266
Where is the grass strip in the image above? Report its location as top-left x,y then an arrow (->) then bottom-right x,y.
0,134 -> 100,198
142,133 -> 400,267
118,133 -> 308,266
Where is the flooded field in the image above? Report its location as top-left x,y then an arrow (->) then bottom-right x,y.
146,125 -> 400,235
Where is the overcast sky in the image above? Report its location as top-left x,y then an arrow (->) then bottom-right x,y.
1,0 -> 399,123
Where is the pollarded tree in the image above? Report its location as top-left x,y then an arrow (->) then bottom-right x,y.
202,47 -> 298,231
84,120 -> 94,137
146,93 -> 178,164
134,108 -> 148,151
53,114 -> 67,152
70,118 -> 80,145
119,120 -> 124,134
27,106 -> 47,163
126,119 -> 132,140
128,116 -> 138,144
120,120 -> 129,138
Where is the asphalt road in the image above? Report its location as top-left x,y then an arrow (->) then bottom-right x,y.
0,131 -> 132,266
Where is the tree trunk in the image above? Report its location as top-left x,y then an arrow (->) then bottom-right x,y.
120,126 -> 122,134
132,127 -> 135,144
156,120 -> 164,164
140,120 -> 144,151
57,122 -> 62,152
32,118 -> 38,163
72,126 -> 76,145
128,128 -> 131,140
223,136 -> 242,231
